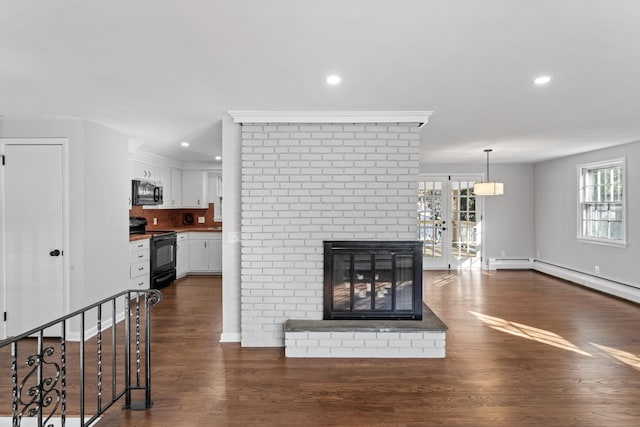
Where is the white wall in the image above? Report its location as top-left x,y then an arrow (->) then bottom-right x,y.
0,118 -> 130,326
220,117 -> 242,342
420,163 -> 535,267
82,121 -> 130,305
534,140 -> 640,288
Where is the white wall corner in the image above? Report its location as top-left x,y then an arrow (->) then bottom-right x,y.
219,332 -> 242,343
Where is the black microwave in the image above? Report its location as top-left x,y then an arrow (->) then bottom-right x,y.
132,179 -> 163,206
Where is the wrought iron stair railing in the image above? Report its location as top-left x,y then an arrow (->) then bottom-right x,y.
0,289 -> 162,427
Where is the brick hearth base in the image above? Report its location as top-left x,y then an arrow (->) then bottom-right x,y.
284,304 -> 447,358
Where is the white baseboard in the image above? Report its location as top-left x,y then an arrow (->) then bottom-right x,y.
66,310 -> 126,342
533,260 -> 640,304
219,332 -> 241,342
488,258 -> 533,271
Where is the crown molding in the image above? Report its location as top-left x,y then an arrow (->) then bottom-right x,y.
227,111 -> 433,127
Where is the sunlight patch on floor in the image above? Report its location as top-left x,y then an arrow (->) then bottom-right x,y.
590,342 -> 640,371
432,273 -> 457,287
469,311 -> 592,356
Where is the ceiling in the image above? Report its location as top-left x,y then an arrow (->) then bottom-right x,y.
1,0 -> 639,164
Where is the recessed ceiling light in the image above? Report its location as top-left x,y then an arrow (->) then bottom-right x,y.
326,75 -> 341,85
215,156 -> 222,161
533,75 -> 551,85
181,141 -> 190,147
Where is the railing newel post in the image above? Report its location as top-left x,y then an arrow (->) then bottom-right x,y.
145,292 -> 153,408
124,291 -> 132,409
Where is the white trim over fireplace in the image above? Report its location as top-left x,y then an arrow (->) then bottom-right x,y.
228,110 -> 433,127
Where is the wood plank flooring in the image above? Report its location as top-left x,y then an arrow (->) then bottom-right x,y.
58,272 -> 640,425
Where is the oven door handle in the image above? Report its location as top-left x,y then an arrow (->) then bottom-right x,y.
152,235 -> 176,243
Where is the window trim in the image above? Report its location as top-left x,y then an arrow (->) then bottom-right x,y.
576,158 -> 627,248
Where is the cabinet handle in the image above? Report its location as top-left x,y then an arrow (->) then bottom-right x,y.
197,199 -> 200,205
138,281 -> 144,286
204,241 -> 207,248
139,267 -> 144,271
138,254 -> 144,258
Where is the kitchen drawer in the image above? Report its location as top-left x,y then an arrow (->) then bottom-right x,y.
129,239 -> 150,252
129,249 -> 149,263
130,275 -> 150,289
130,260 -> 149,278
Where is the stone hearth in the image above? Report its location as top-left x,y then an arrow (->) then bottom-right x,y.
285,303 -> 447,358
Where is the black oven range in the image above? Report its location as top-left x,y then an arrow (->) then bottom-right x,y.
129,217 -> 177,289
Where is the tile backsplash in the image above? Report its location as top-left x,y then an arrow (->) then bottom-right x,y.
130,203 -> 221,230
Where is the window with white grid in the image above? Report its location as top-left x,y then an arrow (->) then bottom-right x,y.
578,158 -> 626,246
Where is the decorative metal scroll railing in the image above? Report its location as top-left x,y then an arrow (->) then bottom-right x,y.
0,289 -> 162,427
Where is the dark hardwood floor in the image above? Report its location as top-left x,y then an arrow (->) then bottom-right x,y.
92,271 -> 640,426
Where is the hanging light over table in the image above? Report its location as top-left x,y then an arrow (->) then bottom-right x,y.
473,149 -> 504,196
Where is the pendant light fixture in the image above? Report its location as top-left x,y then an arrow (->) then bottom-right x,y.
473,149 -> 504,196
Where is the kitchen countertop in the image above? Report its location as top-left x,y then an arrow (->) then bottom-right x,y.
129,227 -> 222,242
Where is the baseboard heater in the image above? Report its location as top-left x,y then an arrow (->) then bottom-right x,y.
533,259 -> 640,304
488,258 -> 533,270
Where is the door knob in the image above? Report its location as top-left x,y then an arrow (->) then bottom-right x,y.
50,249 -> 61,257
442,228 -> 447,231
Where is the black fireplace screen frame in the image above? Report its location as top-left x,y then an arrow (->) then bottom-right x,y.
323,241 -> 423,320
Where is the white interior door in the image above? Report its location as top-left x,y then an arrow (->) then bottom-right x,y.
2,142 -> 65,337
419,175 -> 482,269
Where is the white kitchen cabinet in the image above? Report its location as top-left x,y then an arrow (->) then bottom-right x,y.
170,168 -> 182,207
154,164 -> 171,208
188,232 -> 222,273
131,160 -> 157,180
182,171 -> 208,208
129,239 -> 150,289
176,232 -> 189,278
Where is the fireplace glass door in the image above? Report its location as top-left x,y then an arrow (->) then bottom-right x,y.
324,241 -> 423,320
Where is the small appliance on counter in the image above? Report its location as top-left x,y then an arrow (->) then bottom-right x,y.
129,216 -> 148,234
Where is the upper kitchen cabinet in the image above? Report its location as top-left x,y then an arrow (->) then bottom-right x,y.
170,168 -> 182,207
182,171 -> 208,208
131,160 -> 159,181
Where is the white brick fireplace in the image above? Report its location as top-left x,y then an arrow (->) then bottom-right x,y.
228,111 -> 432,347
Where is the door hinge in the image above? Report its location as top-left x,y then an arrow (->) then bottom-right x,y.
448,264 -> 451,270
1,155 -> 5,166
448,175 -> 451,181
3,312 -> 6,322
